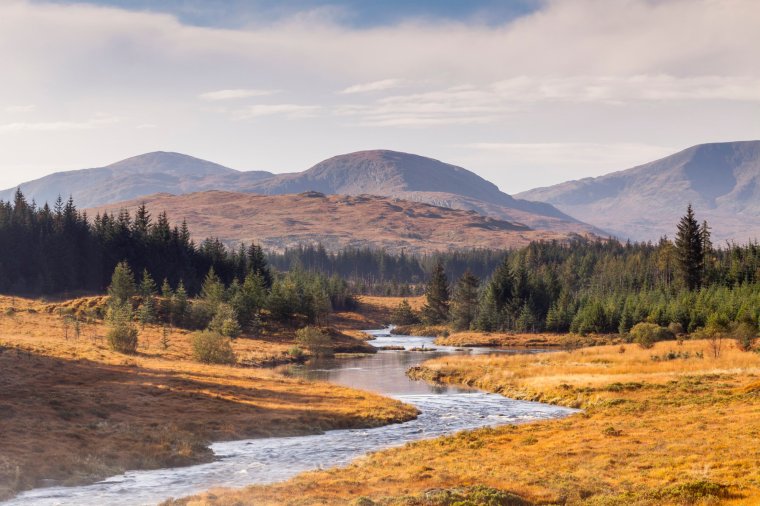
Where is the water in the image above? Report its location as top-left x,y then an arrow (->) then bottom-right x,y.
7,329 -> 576,506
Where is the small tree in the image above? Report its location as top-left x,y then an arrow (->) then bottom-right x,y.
208,303 -> 242,338
108,261 -> 136,306
391,299 -> 420,326
191,331 -> 236,364
160,324 -> 171,350
172,281 -> 189,326
733,321 -> 757,352
200,267 -> 226,311
295,326 -> 334,357
106,302 -> 138,354
630,322 -> 673,349
450,271 -> 480,331
420,261 -> 449,325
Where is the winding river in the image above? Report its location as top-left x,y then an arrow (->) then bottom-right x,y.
7,329 -> 576,506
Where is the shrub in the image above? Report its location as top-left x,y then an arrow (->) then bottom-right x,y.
667,322 -> 685,336
106,301 -> 138,354
295,326 -> 334,357
208,303 -> 242,338
630,322 -> 673,349
733,321 -> 757,352
391,299 -> 420,326
191,331 -> 236,364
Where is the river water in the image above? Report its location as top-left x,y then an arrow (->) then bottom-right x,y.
7,329 -> 576,506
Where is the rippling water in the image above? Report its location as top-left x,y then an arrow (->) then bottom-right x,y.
7,330 -> 576,506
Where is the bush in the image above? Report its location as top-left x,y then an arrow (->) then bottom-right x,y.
295,326 -> 334,357
208,303 -> 242,338
390,299 -> 420,326
630,322 -> 673,349
667,322 -> 685,336
732,322 -> 757,352
107,323 -> 138,354
191,331 -> 236,364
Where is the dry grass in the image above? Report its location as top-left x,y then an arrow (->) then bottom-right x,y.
0,295 -> 417,500
177,339 -> 760,505
433,331 -> 615,349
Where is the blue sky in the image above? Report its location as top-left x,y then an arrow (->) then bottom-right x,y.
38,0 -> 540,28
2,0 -> 760,194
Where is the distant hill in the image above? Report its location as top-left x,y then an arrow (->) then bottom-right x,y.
517,141 -> 760,242
89,191 -> 589,254
244,150 -> 598,234
0,152 -> 273,209
0,149 -> 599,236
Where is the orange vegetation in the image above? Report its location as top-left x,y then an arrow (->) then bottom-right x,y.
0,295 -> 416,500
177,340 -> 760,505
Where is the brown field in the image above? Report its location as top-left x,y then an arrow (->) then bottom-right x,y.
175,339 -> 760,505
89,191 -> 583,254
434,330 -> 618,349
0,295 -> 417,501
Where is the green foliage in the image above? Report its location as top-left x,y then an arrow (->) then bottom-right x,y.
391,299 -> 420,326
675,204 -> 704,290
200,267 -> 226,310
450,271 -> 479,331
208,303 -> 242,338
295,326 -> 334,357
106,301 -> 138,354
630,322 -> 673,349
191,331 -> 236,364
108,261 -> 136,305
733,321 -> 757,351
421,261 -> 450,325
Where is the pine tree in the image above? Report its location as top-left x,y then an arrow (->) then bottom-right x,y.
701,219 -> 713,281
200,267 -> 225,311
139,269 -> 157,298
391,299 -> 420,326
674,204 -> 704,290
108,261 -> 136,306
247,243 -> 273,289
172,281 -> 189,326
421,261 -> 449,325
450,270 -> 480,330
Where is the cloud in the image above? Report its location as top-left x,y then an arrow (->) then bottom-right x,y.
0,115 -> 120,133
234,104 -> 322,119
198,88 -> 279,101
340,79 -> 404,94
5,104 -> 36,113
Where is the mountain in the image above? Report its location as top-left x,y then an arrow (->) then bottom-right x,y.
517,141 -> 760,243
0,152 -> 273,209
244,150 -> 597,233
89,191 -> 588,254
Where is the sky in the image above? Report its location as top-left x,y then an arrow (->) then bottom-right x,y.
1,0 -> 759,194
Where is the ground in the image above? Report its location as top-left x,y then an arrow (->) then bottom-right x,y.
174,338 -> 760,505
0,295 -> 417,501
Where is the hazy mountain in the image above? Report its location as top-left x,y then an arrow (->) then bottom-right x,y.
0,152 -> 273,208
517,141 -> 760,242
244,150 -> 598,234
89,191 -> 589,255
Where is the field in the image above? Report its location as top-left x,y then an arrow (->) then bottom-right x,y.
0,295 -> 416,501
175,339 -> 760,505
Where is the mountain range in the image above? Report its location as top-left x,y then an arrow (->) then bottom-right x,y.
0,149 -> 596,236
517,140 -> 760,242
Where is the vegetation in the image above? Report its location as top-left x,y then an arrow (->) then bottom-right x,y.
295,326 -> 334,357
190,330 -> 236,364
629,322 -> 673,349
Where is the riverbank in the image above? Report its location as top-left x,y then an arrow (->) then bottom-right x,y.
0,295 -> 417,501
175,339 -> 760,505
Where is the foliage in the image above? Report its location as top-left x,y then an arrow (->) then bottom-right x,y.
207,303 -> 242,338
190,330 -> 236,364
630,322 -> 673,349
106,301 -> 138,354
295,326 -> 334,357
391,299 -> 420,326
675,204 -> 705,290
108,261 -> 136,305
450,271 -> 480,331
421,261 -> 449,325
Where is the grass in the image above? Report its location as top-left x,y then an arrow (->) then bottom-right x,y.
173,339 -> 760,505
0,295 -> 417,501
433,331 -> 616,349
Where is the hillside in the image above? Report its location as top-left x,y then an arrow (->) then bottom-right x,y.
0,152 -> 273,209
517,141 -> 760,242
244,150 -> 599,234
1,150 -> 598,236
89,191 -> 586,254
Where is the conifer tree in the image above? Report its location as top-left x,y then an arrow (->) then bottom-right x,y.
200,267 -> 225,310
108,261 -> 136,306
675,204 -> 704,290
450,270 -> 480,330
421,261 -> 449,324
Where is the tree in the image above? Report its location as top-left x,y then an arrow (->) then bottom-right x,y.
295,326 -> 334,357
139,269 -> 157,298
450,271 -> 480,330
108,261 -> 136,306
420,261 -> 449,325
391,299 -> 420,326
247,243 -> 273,289
200,267 -> 225,311
229,272 -> 267,331
172,281 -> 189,326
208,303 -> 242,338
106,301 -> 138,354
675,204 -> 704,290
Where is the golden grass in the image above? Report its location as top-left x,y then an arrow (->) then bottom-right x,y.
433,330 -> 615,349
0,295 -> 417,500
176,339 -> 760,505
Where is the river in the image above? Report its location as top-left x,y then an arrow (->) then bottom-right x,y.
7,329 -> 576,506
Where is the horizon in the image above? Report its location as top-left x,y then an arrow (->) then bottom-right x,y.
2,0 -> 759,193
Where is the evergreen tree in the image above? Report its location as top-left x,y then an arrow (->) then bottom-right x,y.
421,261 -> 449,324
172,281 -> 189,325
675,204 -> 704,290
200,267 -> 225,310
139,269 -> 157,298
391,299 -> 420,326
450,270 -> 480,330
108,261 -> 136,306
247,243 -> 273,289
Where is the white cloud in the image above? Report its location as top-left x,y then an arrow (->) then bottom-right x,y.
5,104 -> 36,113
234,104 -> 322,119
0,115 -> 120,133
198,88 -> 279,101
340,79 -> 404,94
